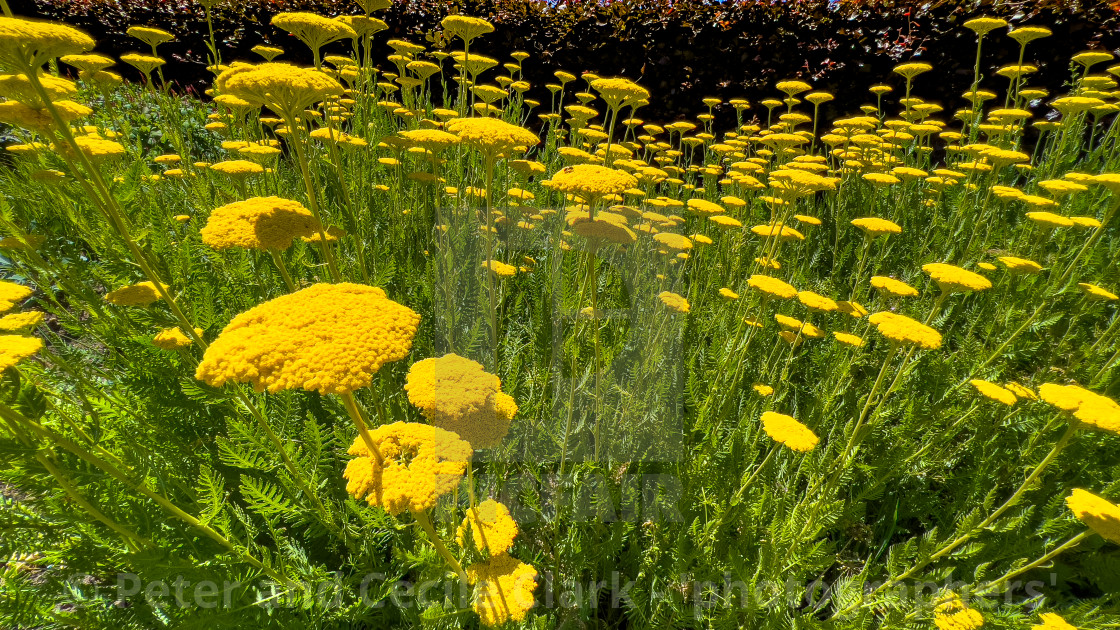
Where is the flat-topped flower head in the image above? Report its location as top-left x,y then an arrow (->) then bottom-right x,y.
760,411 -> 818,452
1039,383 -> 1120,434
127,26 -> 174,48
343,421 -> 472,515
0,312 -> 43,332
852,217 -> 902,237
447,117 -> 538,157
970,380 -> 1017,405
797,291 -> 838,312
748,274 -> 797,299
219,63 -> 344,118
61,53 -> 114,75
0,334 -> 42,371
467,552 -> 538,626
209,160 -> 265,178
963,17 -> 1007,36
271,13 -> 357,53
153,327 -> 204,350
1009,26 -> 1051,45
0,73 -> 77,107
653,232 -> 692,251
833,332 -> 864,347
547,164 -> 636,199
686,198 -> 725,215
201,196 -> 320,251
442,15 -> 495,43
591,77 -> 649,110
0,281 -> 33,313
405,353 -> 517,449
750,223 -> 804,241
868,311 -> 942,349
251,45 -> 284,61
457,499 -> 518,555
120,53 -> 165,75
922,263 -> 992,293
1066,488 -> 1120,544
105,281 -> 169,307
0,17 -> 95,70
998,256 -> 1042,275
570,217 -> 636,244
1078,283 -> 1119,301
871,276 -> 918,298
893,62 -> 933,80
659,291 -> 690,313
196,283 -> 419,395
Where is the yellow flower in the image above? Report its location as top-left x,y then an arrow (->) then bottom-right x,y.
547,164 -> 636,199
466,552 -> 538,626
200,197 -> 320,251
1077,283 -> 1118,301
153,327 -> 204,350
748,275 -> 797,299
997,256 -> 1042,274
399,128 -> 461,152
922,263 -> 992,293
709,215 -> 742,229
590,77 -> 649,110
934,605 -> 984,630
0,281 -> 33,313
405,354 -> 517,449
60,52 -> 114,74
209,160 -> 265,177
250,45 -> 284,61
719,287 -> 739,300
833,331 -> 864,347
659,291 -> 690,314
893,62 -> 933,79
871,276 -> 919,298
797,291 -> 838,312
343,422 -> 472,515
120,53 -> 165,74
1009,27 -> 1052,46
447,117 -> 539,157
0,100 -> 91,132
271,12 -> 357,53
457,499 -> 518,555
851,217 -> 902,236
838,301 -> 868,318
127,25 -> 174,47
753,383 -> 774,396
1030,613 -> 1076,630
0,17 -> 95,69
441,15 -> 495,43
760,411 -> 818,452
750,223 -> 804,241
686,198 -> 725,215
482,260 -> 518,277
0,334 -> 42,370
964,17 -> 1007,35
868,312 -> 942,349
0,73 -> 77,107
970,380 -> 1017,405
570,217 -> 636,244
1066,488 -> 1120,544
0,311 -> 42,331
219,63 -> 344,118
653,233 -> 692,251
195,283 -> 419,395
775,314 -> 825,338
1025,211 -> 1074,228
105,281 -> 168,307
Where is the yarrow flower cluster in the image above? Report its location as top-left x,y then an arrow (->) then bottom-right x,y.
343,421 -> 473,515
760,411 -> 819,452
457,499 -> 519,555
1065,488 -> 1120,544
105,281 -> 169,307
200,196 -> 320,250
868,312 -> 942,349
404,353 -> 518,449
466,552 -> 538,626
1038,383 -> 1120,434
195,283 -> 419,395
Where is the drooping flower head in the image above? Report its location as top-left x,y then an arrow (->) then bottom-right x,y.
457,499 -> 519,555
200,196 -> 320,251
196,283 -> 419,395
404,354 -> 517,449
343,421 -> 472,515
466,553 -> 538,627
760,411 -> 818,452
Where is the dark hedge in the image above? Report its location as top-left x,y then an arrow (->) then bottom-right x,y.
8,0 -> 1120,124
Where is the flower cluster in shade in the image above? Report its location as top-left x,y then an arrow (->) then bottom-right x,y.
105,281 -> 169,307
195,283 -> 419,395
343,421 -> 473,515
466,552 -> 538,626
1065,488 -> 1120,545
153,327 -> 204,350
404,353 -> 517,449
457,499 -> 519,556
200,196 -> 321,251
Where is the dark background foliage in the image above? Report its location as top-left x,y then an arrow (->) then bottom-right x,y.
9,0 -> 1120,125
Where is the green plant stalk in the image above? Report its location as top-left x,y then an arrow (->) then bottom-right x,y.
269,250 -> 297,292
0,404 -> 286,583
341,391 -> 384,467
413,509 -> 469,583
280,110 -> 342,281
